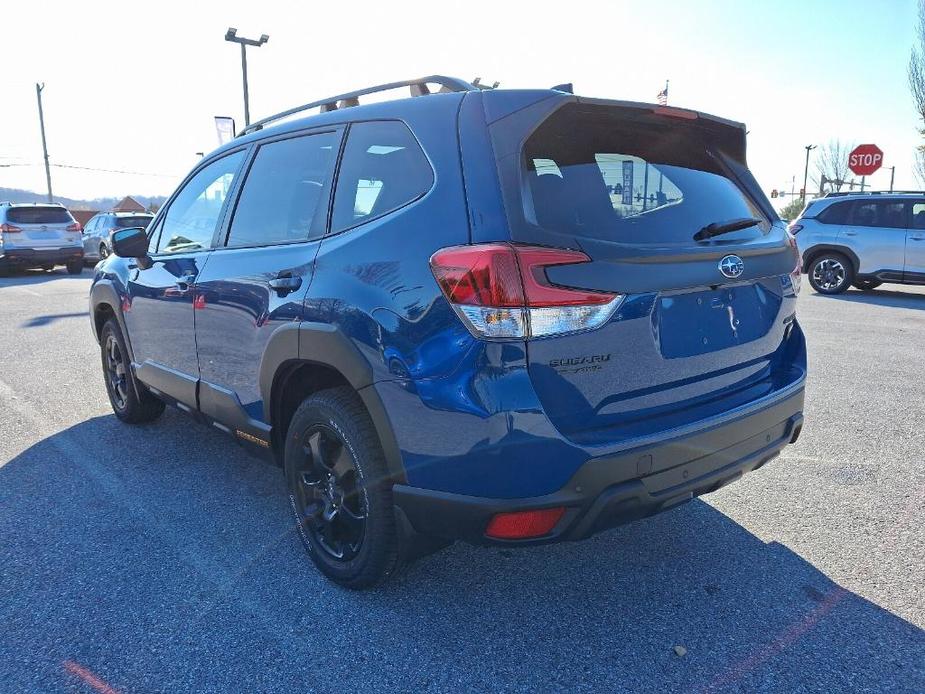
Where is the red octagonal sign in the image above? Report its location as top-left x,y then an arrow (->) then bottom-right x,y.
848,144 -> 884,177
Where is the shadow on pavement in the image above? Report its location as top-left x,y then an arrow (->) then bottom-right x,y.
0,267 -> 89,287
818,287 -> 925,311
0,413 -> 921,692
20,312 -> 87,328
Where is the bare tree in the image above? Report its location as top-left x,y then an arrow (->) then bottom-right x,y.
811,139 -> 855,194
909,0 -> 925,184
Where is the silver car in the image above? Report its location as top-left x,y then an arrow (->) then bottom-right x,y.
0,202 -> 84,275
82,211 -> 154,263
791,192 -> 925,294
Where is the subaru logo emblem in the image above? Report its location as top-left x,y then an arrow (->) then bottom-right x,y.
719,255 -> 745,279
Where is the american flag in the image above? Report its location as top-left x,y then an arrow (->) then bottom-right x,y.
656,83 -> 668,105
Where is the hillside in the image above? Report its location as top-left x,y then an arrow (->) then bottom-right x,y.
0,187 -> 167,211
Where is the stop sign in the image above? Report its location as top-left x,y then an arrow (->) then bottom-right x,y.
848,144 -> 884,177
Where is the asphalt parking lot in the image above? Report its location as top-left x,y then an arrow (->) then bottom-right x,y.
0,268 -> 922,693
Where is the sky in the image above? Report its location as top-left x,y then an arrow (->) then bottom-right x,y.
0,0 -> 918,209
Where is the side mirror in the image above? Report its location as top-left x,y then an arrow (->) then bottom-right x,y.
111,227 -> 149,259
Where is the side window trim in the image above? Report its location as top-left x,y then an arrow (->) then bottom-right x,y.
149,145 -> 251,257
217,125 -> 344,250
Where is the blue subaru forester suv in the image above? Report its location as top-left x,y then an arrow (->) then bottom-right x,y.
90,76 -> 806,588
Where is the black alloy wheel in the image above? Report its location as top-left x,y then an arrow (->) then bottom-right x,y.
104,332 -> 129,411
292,423 -> 368,561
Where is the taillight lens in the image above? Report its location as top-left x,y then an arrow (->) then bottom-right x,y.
66,222 -> 83,233
0,223 -> 22,233
430,243 -> 623,339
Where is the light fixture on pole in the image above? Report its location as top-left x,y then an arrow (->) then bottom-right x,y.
224,28 -> 269,127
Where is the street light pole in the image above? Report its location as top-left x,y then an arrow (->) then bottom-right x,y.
224,28 -> 269,127
35,83 -> 53,203
802,144 -> 816,204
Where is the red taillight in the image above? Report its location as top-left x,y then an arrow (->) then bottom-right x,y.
0,223 -> 22,233
66,222 -> 83,233
431,243 -> 524,307
485,507 -> 566,540
430,243 -> 622,339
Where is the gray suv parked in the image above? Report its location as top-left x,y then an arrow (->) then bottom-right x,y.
0,202 -> 84,275
82,211 -> 154,263
791,192 -> 925,294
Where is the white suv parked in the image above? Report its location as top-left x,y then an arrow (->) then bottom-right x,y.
791,192 -> 925,294
0,202 -> 84,276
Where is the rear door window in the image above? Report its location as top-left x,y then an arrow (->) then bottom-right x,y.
330,121 -> 433,233
7,207 -> 74,225
520,104 -> 768,245
849,201 -> 906,229
226,130 -> 338,247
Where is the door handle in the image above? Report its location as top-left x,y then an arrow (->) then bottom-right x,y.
911,234 -> 925,241
843,231 -> 857,236
268,274 -> 302,296
166,272 -> 198,297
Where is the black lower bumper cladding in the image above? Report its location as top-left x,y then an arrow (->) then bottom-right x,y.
393,388 -> 804,546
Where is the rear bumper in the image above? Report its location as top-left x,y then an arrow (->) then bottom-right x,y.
393,385 -> 804,545
1,247 -> 83,266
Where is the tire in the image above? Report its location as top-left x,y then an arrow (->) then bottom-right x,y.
852,279 -> 882,291
66,260 -> 83,275
99,319 -> 165,423
99,243 -> 109,260
808,253 -> 853,294
284,386 -> 400,589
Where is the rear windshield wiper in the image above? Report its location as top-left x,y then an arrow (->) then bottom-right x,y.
693,217 -> 761,241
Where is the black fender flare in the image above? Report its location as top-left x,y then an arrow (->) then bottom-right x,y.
259,322 -> 405,483
90,279 -> 134,359
802,245 -> 860,275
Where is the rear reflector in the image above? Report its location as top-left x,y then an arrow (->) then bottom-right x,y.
0,223 -> 22,233
430,243 -> 623,340
485,507 -> 566,540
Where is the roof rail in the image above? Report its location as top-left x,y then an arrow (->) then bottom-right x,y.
241,75 -> 478,136
824,190 -> 925,197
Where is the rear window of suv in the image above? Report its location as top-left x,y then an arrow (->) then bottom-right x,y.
6,206 -> 74,224
520,104 -> 769,245
115,216 -> 153,228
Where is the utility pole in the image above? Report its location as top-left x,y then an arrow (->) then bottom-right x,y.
802,144 -> 816,203
889,166 -> 895,193
224,28 -> 269,127
35,83 -> 53,203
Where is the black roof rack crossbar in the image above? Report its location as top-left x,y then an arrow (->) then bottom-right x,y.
241,75 -> 477,136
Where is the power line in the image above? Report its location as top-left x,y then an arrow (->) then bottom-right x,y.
0,161 -> 179,178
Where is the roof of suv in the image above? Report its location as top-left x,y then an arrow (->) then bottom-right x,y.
0,201 -> 67,208
205,74 -> 747,162
801,192 -> 925,218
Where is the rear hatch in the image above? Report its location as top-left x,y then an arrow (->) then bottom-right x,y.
486,96 -> 802,444
3,206 -> 81,249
